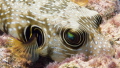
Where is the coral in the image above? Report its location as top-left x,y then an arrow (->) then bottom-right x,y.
87,0 -> 118,20
100,13 -> 120,43
46,54 -> 120,68
116,0 -> 120,13
0,47 -> 12,68
0,35 -> 27,68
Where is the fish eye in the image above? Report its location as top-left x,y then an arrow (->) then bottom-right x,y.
61,29 -> 88,49
24,25 -> 44,47
32,27 -> 44,46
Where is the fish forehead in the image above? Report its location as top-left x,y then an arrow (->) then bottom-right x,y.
0,0 -> 99,41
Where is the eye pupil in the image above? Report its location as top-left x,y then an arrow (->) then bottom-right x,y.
67,32 -> 74,40
32,27 -> 44,47
65,29 -> 80,45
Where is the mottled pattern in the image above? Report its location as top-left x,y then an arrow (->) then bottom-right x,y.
0,0 -> 114,62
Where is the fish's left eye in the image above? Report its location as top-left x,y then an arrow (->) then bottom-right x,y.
61,28 -> 88,49
24,25 -> 44,47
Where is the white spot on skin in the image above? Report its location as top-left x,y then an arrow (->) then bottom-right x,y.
54,39 -> 57,41
5,24 -> 7,27
18,26 -> 21,29
11,14 -> 14,16
21,21 -> 25,23
16,18 -> 19,20
58,44 -> 60,46
48,23 -> 51,26
101,38 -> 104,40
108,46 -> 111,48
103,45 -> 106,47
9,28 -> 12,31
27,21 -> 30,23
5,0 -> 8,1
94,48 -> 97,50
43,28 -> 47,32
97,37 -> 100,39
1,13 -> 3,16
90,51 -> 92,53
13,28 -> 16,31
11,22 -> 16,24
40,21 -> 45,24
53,33 -> 56,36
47,35 -> 50,38
49,41 -> 52,44
95,41 -> 98,44
98,46 -> 101,48
7,22 -> 10,24
85,50 -> 88,52
49,28 -> 52,31
19,15 -> 24,17
105,41 -> 107,44
10,17 -> 14,19
90,45 -> 92,48
100,42 -> 102,44
98,51 -> 100,53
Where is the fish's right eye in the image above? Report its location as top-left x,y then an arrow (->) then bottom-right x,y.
24,25 -> 44,47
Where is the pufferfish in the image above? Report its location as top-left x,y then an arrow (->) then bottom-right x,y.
0,0 -> 115,62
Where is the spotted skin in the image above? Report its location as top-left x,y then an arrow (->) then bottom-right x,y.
0,0 -> 114,62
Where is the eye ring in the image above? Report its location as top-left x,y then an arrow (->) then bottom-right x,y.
24,25 -> 45,47
61,28 -> 88,49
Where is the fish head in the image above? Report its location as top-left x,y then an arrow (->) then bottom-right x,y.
37,6 -> 110,62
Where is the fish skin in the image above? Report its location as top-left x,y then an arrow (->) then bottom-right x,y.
0,0 -> 115,62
